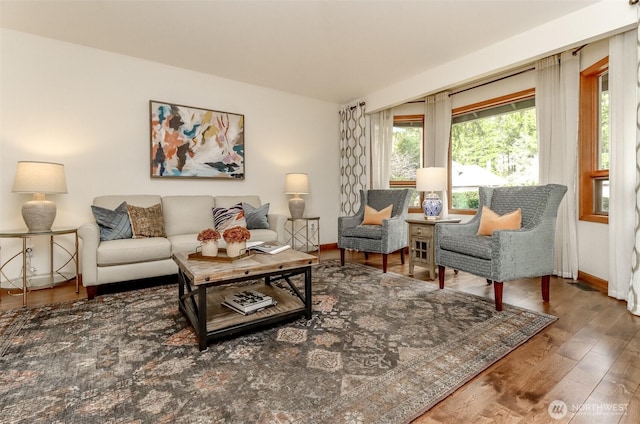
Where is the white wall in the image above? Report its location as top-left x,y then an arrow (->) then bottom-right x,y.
0,29 -> 340,282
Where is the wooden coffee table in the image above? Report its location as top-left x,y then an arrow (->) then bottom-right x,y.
173,249 -> 318,351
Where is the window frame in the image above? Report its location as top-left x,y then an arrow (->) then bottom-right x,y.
390,114 -> 424,213
579,57 -> 609,224
449,88 -> 536,215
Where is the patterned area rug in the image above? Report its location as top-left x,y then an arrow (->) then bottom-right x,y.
0,260 -> 556,423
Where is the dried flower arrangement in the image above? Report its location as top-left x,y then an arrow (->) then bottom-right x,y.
197,228 -> 221,242
222,226 -> 251,243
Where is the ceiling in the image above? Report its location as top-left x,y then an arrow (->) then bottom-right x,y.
0,0 -> 600,104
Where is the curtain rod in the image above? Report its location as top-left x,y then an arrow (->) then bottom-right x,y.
429,42 -> 587,99
448,67 -> 535,97
408,43 -> 589,103
572,44 -> 587,56
349,101 -> 366,110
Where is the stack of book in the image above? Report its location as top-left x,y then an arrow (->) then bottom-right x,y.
222,290 -> 276,315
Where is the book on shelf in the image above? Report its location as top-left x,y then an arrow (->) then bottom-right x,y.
222,290 -> 276,315
247,240 -> 291,255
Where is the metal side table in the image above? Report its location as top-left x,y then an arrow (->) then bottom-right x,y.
0,227 -> 79,307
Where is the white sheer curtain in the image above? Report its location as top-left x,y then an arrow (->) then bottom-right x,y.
628,3 -> 640,316
424,92 -> 452,217
608,30 -> 637,302
339,102 -> 367,216
369,109 -> 393,189
535,52 -> 579,279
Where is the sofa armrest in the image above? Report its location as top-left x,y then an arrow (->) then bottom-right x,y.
437,218 -> 479,238
77,222 -> 99,286
380,215 -> 408,251
267,213 -> 288,243
491,224 -> 556,280
338,215 -> 362,232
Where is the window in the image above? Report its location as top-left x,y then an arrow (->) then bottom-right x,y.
390,115 -> 423,211
450,89 -> 538,212
579,57 -> 609,223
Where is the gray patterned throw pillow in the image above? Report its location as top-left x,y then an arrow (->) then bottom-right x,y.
242,202 -> 270,230
91,202 -> 133,241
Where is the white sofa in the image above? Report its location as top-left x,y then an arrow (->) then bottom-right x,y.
78,194 -> 286,299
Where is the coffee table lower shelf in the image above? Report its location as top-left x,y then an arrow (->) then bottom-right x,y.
178,266 -> 312,351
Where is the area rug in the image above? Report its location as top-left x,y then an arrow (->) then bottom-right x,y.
0,260 -> 556,424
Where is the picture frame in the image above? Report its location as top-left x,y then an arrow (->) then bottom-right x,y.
150,100 -> 245,179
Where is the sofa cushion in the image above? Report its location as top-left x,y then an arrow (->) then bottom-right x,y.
342,225 -> 383,240
162,195 -> 215,237
94,195 -> 162,210
97,237 -> 172,266
243,202 -> 270,230
245,228 -> 279,243
213,203 -> 247,231
439,235 -> 493,260
127,203 -> 167,238
167,234 -> 200,255
215,195 -> 262,209
91,202 -> 132,241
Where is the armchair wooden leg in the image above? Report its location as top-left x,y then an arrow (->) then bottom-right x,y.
340,248 -> 345,266
382,254 -> 388,273
400,248 -> 405,265
438,265 -> 445,289
541,275 -> 550,302
494,282 -> 504,311
364,252 -> 369,260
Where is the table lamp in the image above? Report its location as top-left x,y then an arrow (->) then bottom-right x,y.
416,167 -> 447,220
284,173 -> 309,219
12,161 -> 68,232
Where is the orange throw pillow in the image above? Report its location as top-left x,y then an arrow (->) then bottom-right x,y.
362,204 -> 393,225
477,206 -> 522,236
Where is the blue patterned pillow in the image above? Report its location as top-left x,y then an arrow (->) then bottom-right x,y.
243,202 -> 270,230
212,203 -> 247,231
91,202 -> 133,241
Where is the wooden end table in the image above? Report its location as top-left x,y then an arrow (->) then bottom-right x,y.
173,249 -> 318,351
405,216 -> 461,280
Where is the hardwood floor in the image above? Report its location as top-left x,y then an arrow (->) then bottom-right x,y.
2,247 -> 639,423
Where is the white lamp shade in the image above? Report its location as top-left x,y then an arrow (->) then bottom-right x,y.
416,167 -> 447,192
12,161 -> 68,194
284,173 -> 310,194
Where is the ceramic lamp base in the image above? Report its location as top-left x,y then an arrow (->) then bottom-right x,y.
422,192 -> 442,220
22,199 -> 57,232
289,197 -> 305,219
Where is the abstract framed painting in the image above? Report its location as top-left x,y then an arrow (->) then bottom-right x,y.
150,100 -> 245,179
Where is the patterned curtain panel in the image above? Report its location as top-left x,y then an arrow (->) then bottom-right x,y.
629,0 -> 640,316
339,102 -> 367,216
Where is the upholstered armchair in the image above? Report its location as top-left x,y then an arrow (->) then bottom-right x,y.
435,184 -> 567,311
338,189 -> 411,273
